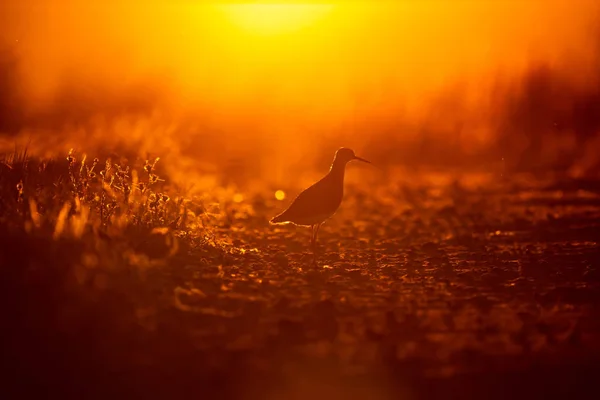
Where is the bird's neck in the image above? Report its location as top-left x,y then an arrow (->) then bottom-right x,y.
329,159 -> 347,201
329,159 -> 347,179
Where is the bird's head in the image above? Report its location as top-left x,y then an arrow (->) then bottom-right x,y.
334,147 -> 371,165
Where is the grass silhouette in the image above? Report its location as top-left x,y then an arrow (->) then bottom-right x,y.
1,147 -> 600,400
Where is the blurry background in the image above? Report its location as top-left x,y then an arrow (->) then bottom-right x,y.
1,0 -> 600,190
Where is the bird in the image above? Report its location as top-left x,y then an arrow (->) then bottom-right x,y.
270,147 -> 372,262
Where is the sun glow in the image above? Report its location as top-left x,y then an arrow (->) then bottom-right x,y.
4,0 -> 600,176
218,3 -> 334,35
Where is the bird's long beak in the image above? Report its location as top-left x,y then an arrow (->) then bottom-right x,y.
354,156 -> 372,164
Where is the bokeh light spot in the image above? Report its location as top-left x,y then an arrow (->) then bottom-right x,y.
233,193 -> 244,203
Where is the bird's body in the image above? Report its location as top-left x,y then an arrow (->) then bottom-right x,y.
270,164 -> 345,226
270,147 -> 371,262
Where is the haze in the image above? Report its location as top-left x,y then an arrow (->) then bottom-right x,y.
1,0 -> 599,186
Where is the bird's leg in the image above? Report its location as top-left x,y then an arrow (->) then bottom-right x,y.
313,223 -> 322,250
311,223 -> 322,266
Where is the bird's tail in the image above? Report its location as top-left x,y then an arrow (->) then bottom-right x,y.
269,213 -> 288,225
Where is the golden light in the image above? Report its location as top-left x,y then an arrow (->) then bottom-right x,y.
217,3 -> 334,36
4,0 -> 600,178
275,190 -> 286,201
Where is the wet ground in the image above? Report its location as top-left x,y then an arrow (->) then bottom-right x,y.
2,172 -> 600,399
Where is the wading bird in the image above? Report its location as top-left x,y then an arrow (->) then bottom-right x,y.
270,147 -> 372,263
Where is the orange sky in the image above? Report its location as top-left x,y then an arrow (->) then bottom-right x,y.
1,0 -> 599,178
3,1 -> 596,110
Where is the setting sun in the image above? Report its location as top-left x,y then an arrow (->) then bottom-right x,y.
217,3 -> 334,35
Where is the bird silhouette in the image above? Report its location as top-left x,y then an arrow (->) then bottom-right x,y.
270,147 -> 371,263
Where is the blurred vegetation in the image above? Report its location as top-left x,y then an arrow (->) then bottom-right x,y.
4,40 -> 600,181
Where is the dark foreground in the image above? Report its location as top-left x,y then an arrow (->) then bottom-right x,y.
2,171 -> 600,400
